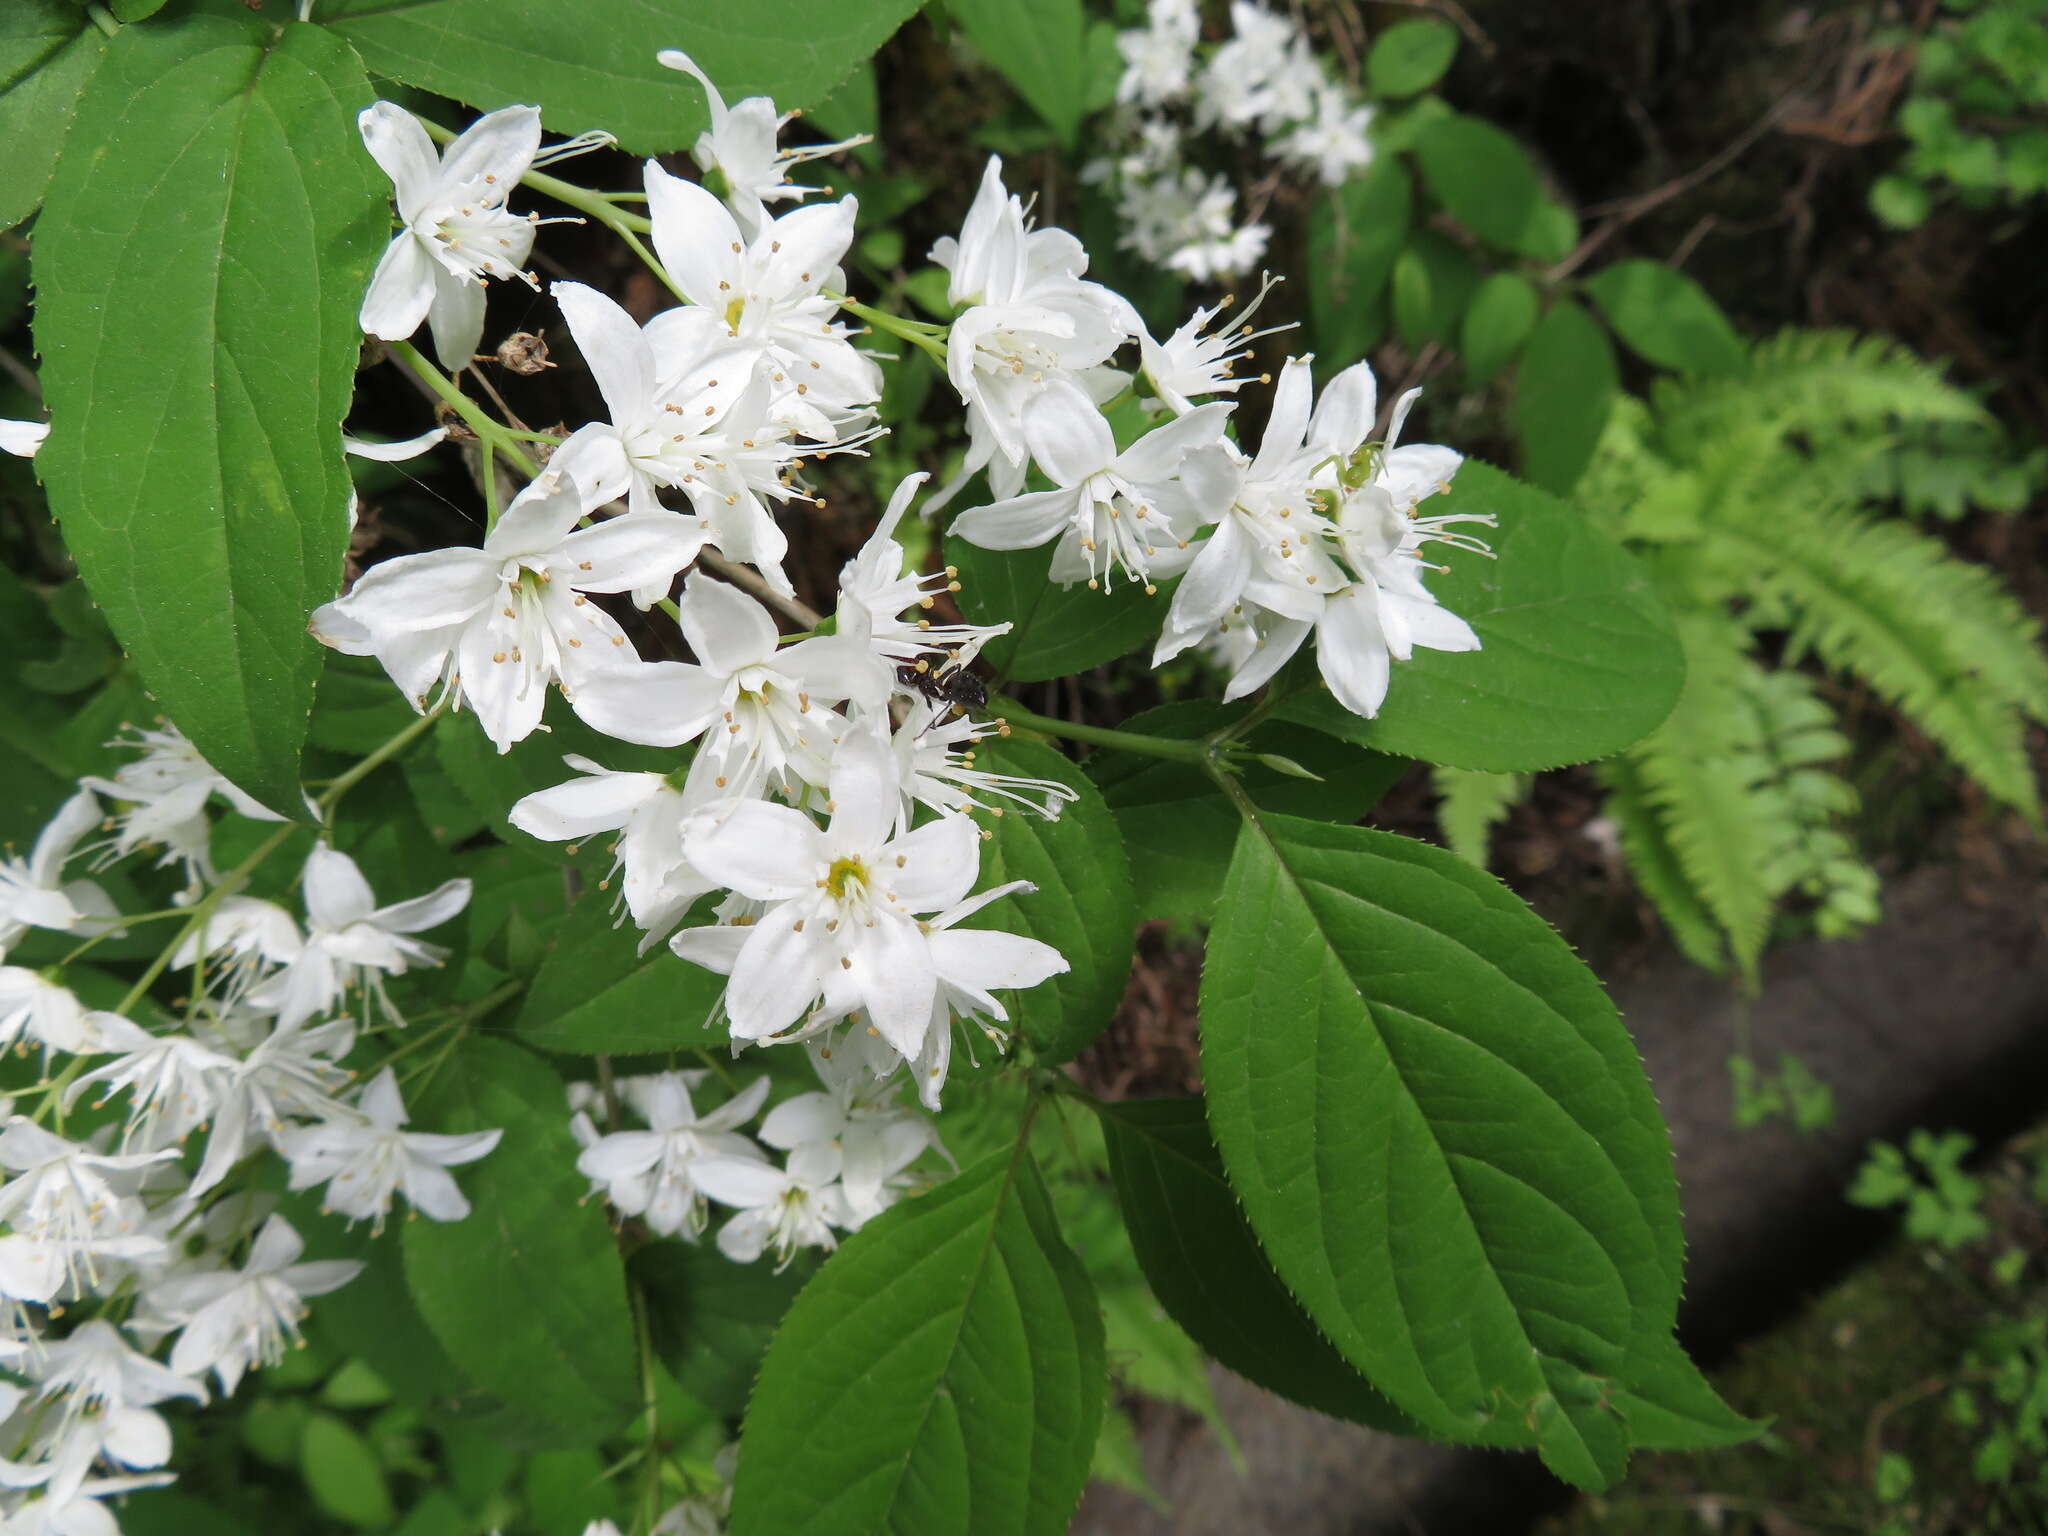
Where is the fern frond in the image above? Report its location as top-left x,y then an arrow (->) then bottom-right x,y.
1626,613 -> 1787,976
1653,330 -> 1986,462
1432,767 -> 1528,867
1710,495 -> 2048,814
1596,753 -> 1729,972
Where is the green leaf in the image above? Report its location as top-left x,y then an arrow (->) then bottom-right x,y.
1584,260 -> 1746,377
518,883 -> 728,1053
1605,1332 -> 1763,1451
633,1243 -> 817,1417
1515,299 -> 1619,495
731,1143 -> 1105,1536
110,0 -> 173,18
946,535 -> 1158,682
35,17 -> 384,813
1089,701 -> 1406,923
0,3 -> 107,232
1460,272 -> 1540,389
949,0 -> 1087,146
1366,17 -> 1459,97
1099,1097 -> 1420,1432
1390,229 -> 1478,348
404,1038 -> 638,1442
1308,158 -> 1411,364
1201,815 -> 1702,1487
1432,765 -> 1526,866
321,0 -> 922,156
1277,461 -> 1684,771
300,1412 -> 396,1530
963,737 -> 1134,1065
1412,112 -> 1576,260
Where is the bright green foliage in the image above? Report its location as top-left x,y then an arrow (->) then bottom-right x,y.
320,0 -> 922,155
1850,1131 -> 1994,1252
34,15 -> 383,814
1729,1051 -> 1836,1133
1870,0 -> 2048,225
300,1412 -> 396,1529
1430,765 -> 1526,867
0,2 -> 107,231
1089,701 -> 1405,922
1412,112 -> 1576,262
1279,462 -> 1685,772
946,536 -> 1161,682
948,0 -> 1088,147
1516,300 -> 1619,494
1099,1097 -> 1418,1432
1459,272 -> 1539,389
960,738 -> 1135,1064
1574,331 -> 2048,971
516,883 -> 727,1054
1367,18 -> 1459,97
1307,157 -> 1411,365
1585,260 -> 1746,377
404,1039 -> 641,1444
1201,814 -> 1747,1487
730,1143 -> 1105,1536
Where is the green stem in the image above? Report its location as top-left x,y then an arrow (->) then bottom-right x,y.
318,701 -> 447,812
387,339 -> 540,479
994,700 -> 1212,765
631,1278 -> 664,1533
84,4 -> 119,38
831,294 -> 950,367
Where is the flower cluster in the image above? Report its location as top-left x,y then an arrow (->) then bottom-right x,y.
0,726 -> 491,1533
1090,0 -> 1377,281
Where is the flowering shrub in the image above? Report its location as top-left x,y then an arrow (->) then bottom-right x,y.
0,2 -> 1758,1532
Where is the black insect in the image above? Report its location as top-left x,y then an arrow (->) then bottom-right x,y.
895,651 -> 988,716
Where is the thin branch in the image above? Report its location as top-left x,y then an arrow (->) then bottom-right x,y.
698,549 -> 825,630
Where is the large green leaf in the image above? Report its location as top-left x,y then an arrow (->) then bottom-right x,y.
962,737 -> 1134,1065
35,17 -> 383,814
1460,271 -> 1540,389
1366,17 -> 1458,98
1412,111 -> 1576,261
1516,299 -> 1618,494
1277,461 -> 1683,771
1307,157 -> 1411,365
518,882 -> 727,1053
1088,701 -> 1406,922
946,535 -> 1159,683
0,2 -> 107,232
404,1038 -> 638,1443
1099,1097 -> 1418,1432
319,0 -> 921,156
731,1143 -> 1105,1536
1585,260 -> 1746,378
949,0 -> 1088,147
633,1243 -> 818,1418
1200,814 -> 1734,1487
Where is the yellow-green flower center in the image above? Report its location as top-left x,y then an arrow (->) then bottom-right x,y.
824,855 -> 869,900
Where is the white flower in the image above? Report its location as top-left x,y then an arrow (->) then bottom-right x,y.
64,1016 -> 237,1153
672,732 -> 1064,1091
0,1121 -> 172,1301
1138,275 -> 1289,416
884,704 -> 1078,826
929,157 -> 1139,504
357,102 -> 543,370
154,1216 -> 360,1396
570,572 -> 877,799
832,473 -> 1010,667
21,1321 -> 202,1507
342,426 -> 449,462
757,1058 -> 940,1227
188,1017 -> 358,1199
645,162 -> 881,443
78,722 -> 284,883
310,467 -> 699,750
951,380 -> 1232,590
240,845 -> 469,1030
1117,0 -> 1202,108
0,419 -> 49,458
1273,82 -> 1376,186
575,1072 -> 769,1238
277,1068 -> 501,1230
509,755 -> 710,939
692,1143 -> 850,1267
1197,3 -> 1319,135
0,971 -> 127,1062
0,792 -> 118,957
657,49 -> 870,236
